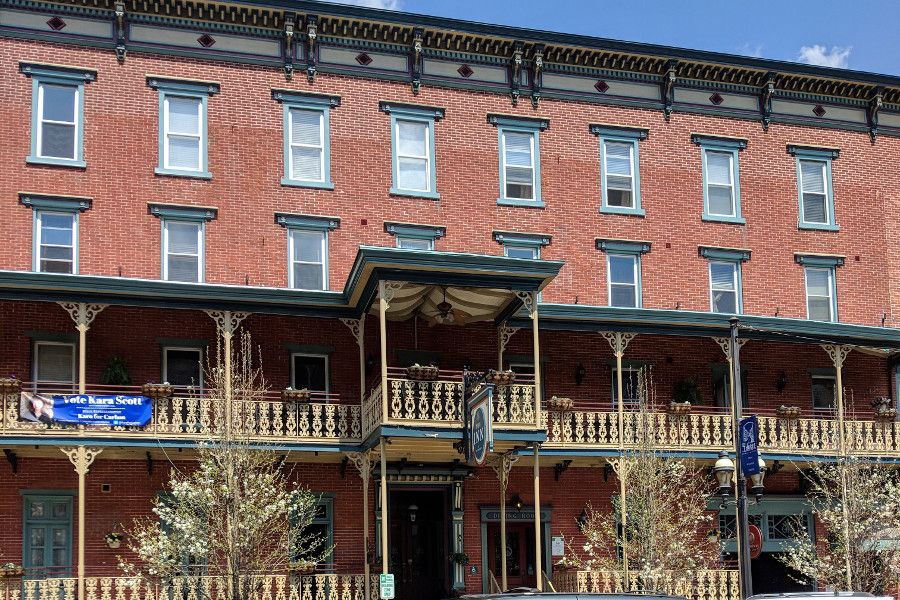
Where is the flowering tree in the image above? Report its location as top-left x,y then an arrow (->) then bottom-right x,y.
779,458 -> 900,593
564,367 -> 720,586
121,332 -> 330,600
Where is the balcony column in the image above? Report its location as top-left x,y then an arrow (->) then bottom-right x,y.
532,442 -> 543,591
378,282 -> 403,424
57,303 -> 107,394
600,331 -> 635,580
497,325 -> 520,371
61,446 -> 102,600
379,438 -> 389,574
205,311 -> 250,435
348,450 -> 376,600
490,450 -> 519,591
515,292 -> 541,428
341,317 -> 366,404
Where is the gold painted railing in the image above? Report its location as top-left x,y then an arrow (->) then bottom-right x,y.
552,569 -> 740,600
0,393 -> 361,443
5,574 -> 376,600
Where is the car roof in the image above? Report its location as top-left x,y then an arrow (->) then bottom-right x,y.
458,593 -> 687,600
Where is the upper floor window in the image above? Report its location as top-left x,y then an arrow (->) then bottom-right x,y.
276,213 -> 340,291
273,90 -> 339,189
398,237 -> 432,250
489,114 -> 549,208
699,247 -> 750,315
380,102 -> 443,200
788,145 -> 840,231
494,231 -> 551,261
597,239 -> 650,309
611,365 -> 644,406
796,253 -> 842,322
505,245 -> 538,260
692,135 -> 747,224
33,341 -> 76,386
810,369 -> 836,410
385,222 -> 445,251
20,193 -> 92,275
291,353 -> 330,393
21,63 -> 95,168
148,77 -> 219,179
150,204 -> 217,284
162,346 -> 203,389
591,125 -> 648,216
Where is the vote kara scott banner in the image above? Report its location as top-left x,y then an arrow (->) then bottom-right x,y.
20,393 -> 153,427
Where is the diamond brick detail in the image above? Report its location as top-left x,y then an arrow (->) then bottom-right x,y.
709,92 -> 724,105
812,104 -> 827,117
46,16 -> 66,31
457,64 -> 474,78
355,52 -> 373,66
197,34 -> 216,48
594,80 -> 609,93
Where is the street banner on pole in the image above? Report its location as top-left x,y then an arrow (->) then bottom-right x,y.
739,415 -> 760,476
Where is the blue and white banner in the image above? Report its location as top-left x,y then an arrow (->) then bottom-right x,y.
467,385 -> 493,466
739,415 -> 760,476
20,393 -> 153,427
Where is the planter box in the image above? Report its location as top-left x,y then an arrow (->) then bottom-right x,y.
486,369 -> 516,386
0,378 -> 22,395
777,405 -> 802,419
142,383 -> 173,400
668,401 -> 692,415
0,567 -> 24,578
282,388 -> 311,402
548,396 -> 574,412
875,408 -> 897,423
406,364 -> 440,381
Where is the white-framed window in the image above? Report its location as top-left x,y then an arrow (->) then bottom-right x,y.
163,96 -> 203,172
704,149 -> 736,218
162,220 -> 203,283
291,353 -> 329,393
397,236 -> 433,250
611,366 -> 642,406
501,130 -> 536,201
33,341 -> 76,386
804,267 -> 836,322
798,159 -> 830,225
35,211 -> 77,274
602,140 -> 636,209
162,347 -> 203,389
607,254 -> 640,308
288,107 -> 325,183
709,261 -> 740,314
289,229 -> 328,290
395,119 -> 432,193
36,82 -> 79,161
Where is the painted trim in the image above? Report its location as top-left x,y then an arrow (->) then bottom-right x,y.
690,134 -> 748,150
787,145 -> 841,160
20,193 -> 91,212
707,259 -> 743,315
589,124 -> 649,140
275,213 -> 340,230
596,128 -> 645,217
160,220 -> 206,284
492,231 -> 551,247
802,265 -> 839,323
794,254 -> 845,267
605,252 -> 642,309
147,77 -> 218,179
384,222 -> 445,240
32,209 -> 79,274
149,203 -> 217,222
378,101 -> 445,120
595,239 -> 651,254
695,136 -> 745,225
382,102 -> 442,200
698,246 -> 751,262
161,346 -> 204,388
792,153 -> 839,231
289,351 -> 331,393
490,114 -> 546,208
21,491 -> 75,575
486,114 -> 550,130
274,90 -> 339,189
286,229 -> 330,291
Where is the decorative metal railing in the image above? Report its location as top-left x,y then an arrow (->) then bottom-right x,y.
552,569 -> 740,600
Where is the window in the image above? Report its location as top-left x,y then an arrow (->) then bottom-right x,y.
22,63 -> 95,167
811,372 -> 836,410
505,245 -> 538,260
494,231 -> 551,262
709,262 -> 739,314
489,114 -> 548,208
292,354 -> 329,393
35,212 -> 77,274
611,366 -> 642,406
805,267 -> 836,322
163,347 -> 203,389
693,135 -> 746,224
712,364 -> 748,409
385,222 -> 444,250
397,237 -> 432,250
33,341 -> 76,386
22,493 -> 73,576
607,254 -> 640,308
789,145 -> 839,231
273,90 -> 339,189
163,221 -> 203,283
380,102 -> 442,199
592,125 -> 648,216
148,77 -> 219,178
292,496 -> 334,569
275,214 -> 340,291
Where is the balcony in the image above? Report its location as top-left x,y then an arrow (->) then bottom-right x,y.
551,569 -> 739,600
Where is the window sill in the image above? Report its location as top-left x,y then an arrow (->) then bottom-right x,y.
282,178 -> 335,190
26,156 -> 86,169
389,188 -> 440,201
497,197 -> 545,209
155,168 -> 213,180
702,215 -> 746,225
798,222 -> 840,232
600,206 -> 646,217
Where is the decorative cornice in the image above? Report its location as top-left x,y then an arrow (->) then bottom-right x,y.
146,75 -> 220,95
148,203 -> 217,222
19,62 -> 96,83
378,101 -> 445,120
493,231 -> 551,247
19,193 -> 92,212
699,246 -> 751,262
691,133 -> 748,150
271,89 -> 341,107
384,222 -> 445,239
794,253 -> 845,268
595,238 -> 651,254
487,113 -> 549,130
274,212 -> 340,230
589,124 -> 649,140
787,144 -> 841,160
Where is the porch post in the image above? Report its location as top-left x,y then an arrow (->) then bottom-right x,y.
61,446 -> 102,600
378,282 -> 396,424
515,292 -> 541,427
490,451 -> 519,591
533,443 -> 542,591
348,450 -> 376,600
601,331 -> 635,581
379,438 -> 389,574
205,311 -> 250,436
58,303 -> 107,394
497,325 -> 519,371
341,316 -> 367,405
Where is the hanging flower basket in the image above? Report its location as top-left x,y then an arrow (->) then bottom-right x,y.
486,369 -> 516,386
0,565 -> 24,578
668,401 -> 692,415
105,532 -> 123,549
548,396 -> 574,412
0,377 -> 21,395
875,407 -> 897,423
282,388 -> 311,402
450,552 -> 470,566
406,364 -> 440,381
142,383 -> 173,400
872,396 -> 892,409
776,405 -> 801,419
289,560 -> 317,575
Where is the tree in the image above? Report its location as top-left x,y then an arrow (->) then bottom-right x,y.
564,367 -> 720,587
120,331 -> 330,600
779,458 -> 900,593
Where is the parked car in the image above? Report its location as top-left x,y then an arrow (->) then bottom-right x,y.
455,590 -> 686,600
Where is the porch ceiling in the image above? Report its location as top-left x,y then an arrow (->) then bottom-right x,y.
369,284 -> 514,324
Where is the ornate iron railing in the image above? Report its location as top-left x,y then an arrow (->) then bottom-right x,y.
552,569 -> 740,600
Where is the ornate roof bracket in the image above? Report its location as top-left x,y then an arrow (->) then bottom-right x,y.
114,0 -> 127,63
530,44 -> 544,109
305,14 -> 318,83
760,71 -> 777,131
662,59 -> 678,120
411,27 -> 424,95
868,86 -> 884,142
510,41 -> 524,106
283,12 -> 296,80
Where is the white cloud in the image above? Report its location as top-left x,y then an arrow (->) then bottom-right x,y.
736,43 -> 763,58
329,0 -> 402,9
797,45 -> 851,68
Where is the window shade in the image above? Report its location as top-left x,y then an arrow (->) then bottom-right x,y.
36,344 -> 75,382
397,120 -> 427,157
605,142 -> 632,176
706,151 -> 732,185
290,109 -> 322,146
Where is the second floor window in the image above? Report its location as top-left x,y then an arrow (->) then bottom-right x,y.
709,261 -> 740,314
290,230 -> 327,290
805,267 -> 836,322
811,373 -> 836,410
33,341 -> 75,387
288,108 -> 326,183
163,220 -> 203,283
162,347 -> 203,389
505,245 -> 539,260
36,211 -> 77,274
397,236 -> 432,250
292,353 -> 329,393
607,254 -> 640,308
611,366 -> 642,406
603,140 -> 636,209
36,83 -> 79,161
396,119 -> 432,193
163,96 -> 203,172
790,145 -> 839,231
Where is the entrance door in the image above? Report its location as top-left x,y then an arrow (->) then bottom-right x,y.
22,494 -> 73,579
487,523 -> 537,590
389,489 -> 448,600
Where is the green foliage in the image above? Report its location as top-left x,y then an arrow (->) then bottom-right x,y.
100,356 -> 132,386
672,378 -> 702,405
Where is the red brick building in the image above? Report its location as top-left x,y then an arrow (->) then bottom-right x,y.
2,1 -> 900,599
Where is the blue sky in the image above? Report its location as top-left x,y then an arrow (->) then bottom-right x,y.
333,0 -> 900,77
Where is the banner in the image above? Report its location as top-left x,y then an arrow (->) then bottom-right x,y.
739,415 -> 760,476
20,393 -> 153,427
466,385 -> 493,466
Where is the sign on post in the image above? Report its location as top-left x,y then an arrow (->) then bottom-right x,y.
379,573 -> 395,600
739,415 -> 760,476
466,385 -> 493,466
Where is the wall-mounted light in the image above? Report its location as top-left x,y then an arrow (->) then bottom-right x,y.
776,371 -> 788,393
408,504 -> 418,523
574,364 -> 586,385
511,494 -> 524,510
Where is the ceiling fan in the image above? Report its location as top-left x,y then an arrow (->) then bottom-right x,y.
423,287 -> 472,326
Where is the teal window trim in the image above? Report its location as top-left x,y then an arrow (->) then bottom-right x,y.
380,102 -> 444,200
713,497 -> 815,553
21,194 -> 92,275
149,203 -> 218,223
794,254 -> 844,268
596,239 -> 648,309
290,493 -> 335,570
21,63 -> 95,169
384,222 -> 446,248
698,246 -> 751,262
276,214 -> 339,291
700,246 -> 749,315
489,114 -> 549,208
788,145 -> 840,231
692,134 -> 747,225
609,360 -> 649,406
150,205 -> 215,284
273,90 -> 340,190
161,346 -> 204,389
802,265 -> 838,323
590,124 -> 648,217
22,491 -> 75,575
596,239 -> 651,255
147,77 -> 220,180
34,210 -> 79,275
493,231 -> 552,249
290,351 -> 330,393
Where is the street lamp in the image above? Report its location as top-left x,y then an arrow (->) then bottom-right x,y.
713,451 -> 735,505
749,457 -> 767,503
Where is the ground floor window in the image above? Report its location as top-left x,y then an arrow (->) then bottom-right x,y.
22,492 -> 73,577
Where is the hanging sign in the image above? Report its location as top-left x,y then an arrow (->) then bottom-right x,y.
20,393 -> 153,427
748,523 -> 763,560
467,385 -> 493,466
739,415 -> 760,476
